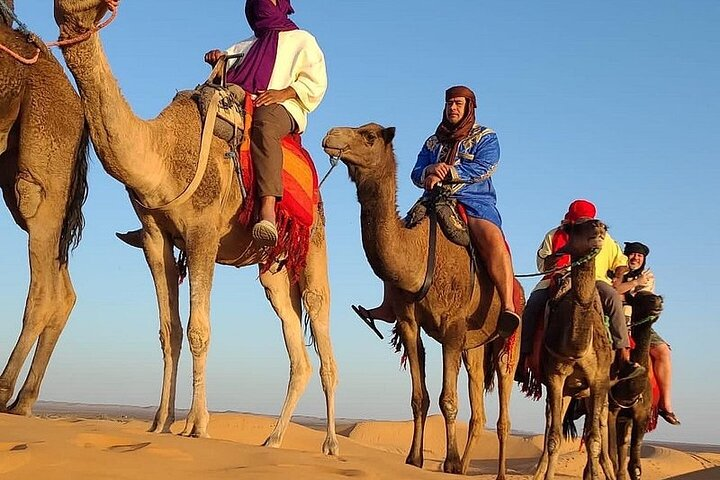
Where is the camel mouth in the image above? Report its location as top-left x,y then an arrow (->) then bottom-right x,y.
321,141 -> 346,159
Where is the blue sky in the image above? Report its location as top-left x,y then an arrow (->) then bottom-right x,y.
2,1 -> 719,445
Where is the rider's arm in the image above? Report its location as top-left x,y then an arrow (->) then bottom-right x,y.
287,36 -> 327,113
411,141 -> 436,188
449,131 -> 500,183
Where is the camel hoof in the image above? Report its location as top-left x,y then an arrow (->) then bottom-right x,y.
405,454 -> 423,469
263,435 -> 281,448
443,458 -> 463,474
7,401 -> 32,417
322,436 -> 340,456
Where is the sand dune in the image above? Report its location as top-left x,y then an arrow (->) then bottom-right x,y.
1,408 -> 718,479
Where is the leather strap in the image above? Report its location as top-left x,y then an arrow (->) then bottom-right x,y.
131,90 -> 220,211
413,210 -> 437,302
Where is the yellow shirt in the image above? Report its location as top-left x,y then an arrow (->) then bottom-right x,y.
534,228 -> 627,291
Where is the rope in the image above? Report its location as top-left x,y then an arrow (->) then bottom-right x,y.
319,154 -> 340,188
514,248 -> 600,278
0,40 -> 38,64
630,314 -> 658,328
46,9 -> 117,47
0,6 -> 116,66
0,0 -> 31,34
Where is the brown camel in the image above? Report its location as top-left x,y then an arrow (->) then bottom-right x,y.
608,292 -> 663,480
52,0 -> 338,454
322,123 -> 522,477
531,219 -> 616,480
0,15 -> 89,415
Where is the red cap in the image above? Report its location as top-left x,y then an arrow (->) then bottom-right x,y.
564,199 -> 596,223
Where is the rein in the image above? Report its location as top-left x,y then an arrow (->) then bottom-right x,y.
515,248 -> 600,278
0,7 -> 116,65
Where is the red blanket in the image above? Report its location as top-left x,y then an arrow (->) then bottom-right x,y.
238,97 -> 319,282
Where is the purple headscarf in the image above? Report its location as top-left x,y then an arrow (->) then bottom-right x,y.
226,0 -> 298,94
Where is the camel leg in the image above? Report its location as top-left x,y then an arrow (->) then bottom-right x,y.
460,346 -> 487,475
398,319 -> 429,469
532,400 -> 552,480
583,387 -> 608,480
142,226 -> 182,433
628,417 -> 646,480
179,231 -> 219,438
598,399 -> 617,480
301,225 -> 339,455
259,267 -> 312,449
439,335 -> 463,474
0,214 -> 73,414
615,416 -> 631,480
544,376 -> 567,480
494,337 -> 517,480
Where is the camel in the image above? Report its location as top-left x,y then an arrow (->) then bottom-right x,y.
322,123 -> 522,477
0,14 -> 89,415
52,0 -> 338,454
531,219 -> 616,480
608,292 -> 663,480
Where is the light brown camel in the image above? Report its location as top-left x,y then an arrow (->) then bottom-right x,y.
531,219 -> 615,480
52,0 -> 338,454
0,14 -> 89,415
322,123 -> 522,477
608,292 -> 663,480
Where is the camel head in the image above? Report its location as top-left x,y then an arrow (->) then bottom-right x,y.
322,123 -> 396,182
54,0 -> 108,35
562,219 -> 607,258
629,291 -> 664,324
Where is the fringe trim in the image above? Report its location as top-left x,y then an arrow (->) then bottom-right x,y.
390,324 -> 408,370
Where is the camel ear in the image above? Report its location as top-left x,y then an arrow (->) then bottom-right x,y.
381,127 -> 396,143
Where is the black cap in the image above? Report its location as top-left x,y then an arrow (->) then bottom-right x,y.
624,242 -> 650,257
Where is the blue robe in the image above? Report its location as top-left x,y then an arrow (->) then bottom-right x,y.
410,124 -> 502,227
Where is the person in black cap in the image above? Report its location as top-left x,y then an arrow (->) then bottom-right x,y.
618,241 -> 680,425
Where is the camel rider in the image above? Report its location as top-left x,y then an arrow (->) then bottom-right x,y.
116,0 -> 327,248
616,241 -> 680,425
353,86 -> 521,338
519,200 -> 644,381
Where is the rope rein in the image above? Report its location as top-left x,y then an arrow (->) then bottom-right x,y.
0,5 -> 116,65
514,248 -> 600,278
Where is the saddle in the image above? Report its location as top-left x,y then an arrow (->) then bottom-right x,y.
405,188 -> 470,247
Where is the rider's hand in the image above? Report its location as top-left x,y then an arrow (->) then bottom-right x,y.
426,163 -> 451,180
204,49 -> 224,66
255,87 -> 297,107
105,0 -> 119,10
636,272 -> 650,287
423,173 -> 441,191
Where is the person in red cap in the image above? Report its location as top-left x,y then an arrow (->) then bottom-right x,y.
518,200 -> 644,381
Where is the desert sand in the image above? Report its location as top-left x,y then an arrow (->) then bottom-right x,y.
1,403 -> 717,479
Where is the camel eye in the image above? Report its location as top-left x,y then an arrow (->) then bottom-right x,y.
363,132 -> 377,144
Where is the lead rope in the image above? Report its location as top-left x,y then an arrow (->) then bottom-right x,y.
0,5 -> 117,65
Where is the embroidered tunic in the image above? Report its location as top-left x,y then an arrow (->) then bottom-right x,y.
411,124 -> 502,226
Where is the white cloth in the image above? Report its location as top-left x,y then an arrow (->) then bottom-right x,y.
225,30 -> 327,133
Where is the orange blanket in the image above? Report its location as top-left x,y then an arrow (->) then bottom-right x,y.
238,97 -> 319,281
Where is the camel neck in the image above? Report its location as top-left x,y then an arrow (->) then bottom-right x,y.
60,31 -> 166,198
355,152 -> 425,292
563,257 -> 597,357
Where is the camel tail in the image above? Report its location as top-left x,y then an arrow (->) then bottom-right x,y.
58,121 -> 90,265
562,398 -> 582,440
484,345 -> 496,392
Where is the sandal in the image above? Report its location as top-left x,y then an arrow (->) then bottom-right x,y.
658,409 -> 681,426
351,305 -> 384,340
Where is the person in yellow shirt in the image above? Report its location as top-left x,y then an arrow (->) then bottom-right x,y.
519,200 -> 643,380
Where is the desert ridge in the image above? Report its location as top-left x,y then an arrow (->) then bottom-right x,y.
1,410 -> 718,479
